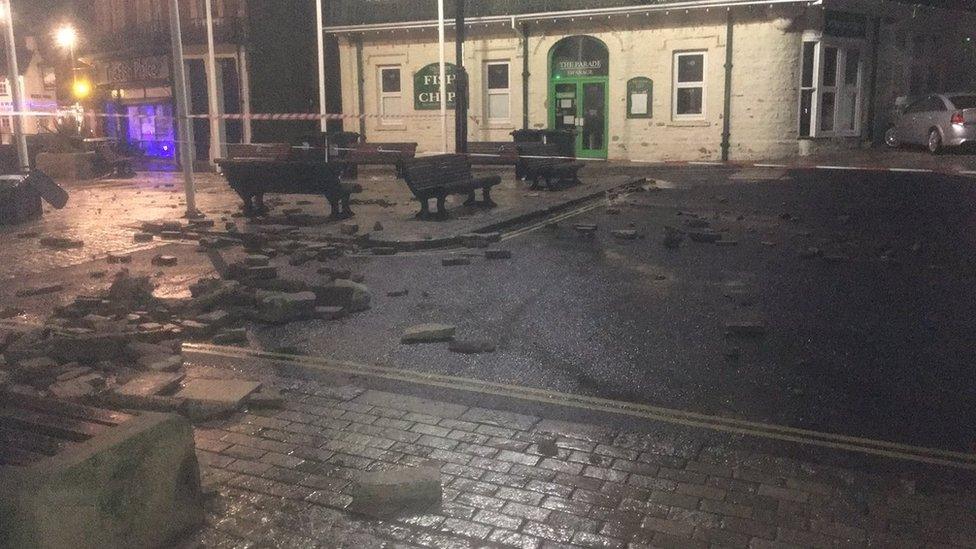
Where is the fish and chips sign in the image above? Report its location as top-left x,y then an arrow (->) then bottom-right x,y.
414,63 -> 457,110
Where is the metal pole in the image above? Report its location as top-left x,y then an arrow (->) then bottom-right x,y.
2,0 -> 28,171
454,0 -> 467,154
316,0 -> 328,132
437,0 -> 448,152
169,0 -> 199,217
204,0 -> 223,166
720,10 -> 733,162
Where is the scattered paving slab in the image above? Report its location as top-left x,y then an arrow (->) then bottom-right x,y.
442,257 -> 471,267
176,378 -> 262,421
107,253 -> 133,264
401,323 -> 456,344
611,229 -> 639,240
448,339 -> 496,354
255,291 -> 317,324
350,464 -> 442,519
15,284 -> 65,297
536,437 -> 559,457
247,386 -> 285,409
339,223 -> 359,235
316,306 -> 346,321
371,247 -> 397,255
688,230 -> 722,243
151,255 -> 179,267
244,255 -> 270,267
48,373 -> 105,399
138,354 -> 184,372
39,237 -> 84,249
116,372 -> 185,399
484,249 -> 512,260
312,280 -> 371,313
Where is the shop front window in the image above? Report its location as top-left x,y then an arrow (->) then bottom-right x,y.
379,66 -> 402,125
798,39 -> 863,137
673,52 -> 705,120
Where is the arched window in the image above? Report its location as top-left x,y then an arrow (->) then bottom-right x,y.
549,36 -> 609,79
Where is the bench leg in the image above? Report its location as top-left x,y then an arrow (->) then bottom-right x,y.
482,187 -> 497,207
328,194 -> 355,219
463,191 -> 477,206
254,194 -> 269,215
434,196 -> 449,220
416,198 -> 432,220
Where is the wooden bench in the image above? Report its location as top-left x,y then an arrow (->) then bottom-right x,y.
347,142 -> 418,178
225,142 -> 291,160
467,141 -> 518,165
401,154 -> 501,220
95,142 -> 136,178
516,142 -> 585,190
215,158 -> 359,218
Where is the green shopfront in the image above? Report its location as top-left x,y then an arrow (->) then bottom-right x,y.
548,36 -> 609,159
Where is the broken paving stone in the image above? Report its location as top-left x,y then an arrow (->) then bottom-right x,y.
49,373 -> 105,399
0,307 -> 25,318
179,320 -> 212,338
442,257 -> 471,267
448,339 -> 496,354
339,223 -> 359,235
372,247 -> 397,256
137,354 -> 184,372
685,218 -> 711,229
244,254 -> 270,267
151,255 -> 178,267
15,284 -> 65,297
725,322 -> 767,338
312,279 -> 371,313
484,249 -> 512,260
716,240 -> 738,247
611,229 -> 638,240
387,289 -> 409,298
401,323 -> 456,344
823,254 -> 849,264
212,328 -> 247,344
350,464 -> 442,519
255,290 -> 317,324
115,372 -> 185,398
460,233 -> 499,249
39,237 -> 84,249
160,230 -> 182,240
316,306 -> 346,321
574,224 -> 598,237
247,386 -> 285,408
15,357 -> 59,378
243,265 -> 278,280
373,222 -> 384,232
177,378 -> 262,421
107,253 -> 133,264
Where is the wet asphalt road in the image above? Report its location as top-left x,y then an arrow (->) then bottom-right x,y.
253,166 -> 976,453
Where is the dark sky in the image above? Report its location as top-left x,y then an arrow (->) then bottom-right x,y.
14,0 -> 75,31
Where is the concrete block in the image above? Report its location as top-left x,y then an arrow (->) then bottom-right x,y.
350,464 -> 442,518
176,378 -> 262,421
401,323 -> 456,344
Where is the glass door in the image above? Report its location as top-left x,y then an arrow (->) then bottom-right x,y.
579,80 -> 607,158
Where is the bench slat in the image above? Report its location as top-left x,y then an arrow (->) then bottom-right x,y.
4,391 -> 134,427
0,407 -> 109,443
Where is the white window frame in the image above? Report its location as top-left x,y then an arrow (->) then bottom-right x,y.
798,33 -> 865,138
378,66 -> 403,126
672,51 -> 706,121
484,61 -> 511,123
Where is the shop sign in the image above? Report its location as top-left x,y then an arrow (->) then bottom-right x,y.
414,63 -> 457,110
102,56 -> 169,86
551,35 -> 609,79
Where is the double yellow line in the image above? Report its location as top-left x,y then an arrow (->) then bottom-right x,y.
183,342 -> 976,472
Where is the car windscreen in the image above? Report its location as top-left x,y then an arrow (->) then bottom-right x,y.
950,96 -> 976,109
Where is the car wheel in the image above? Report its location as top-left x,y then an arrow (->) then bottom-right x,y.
927,129 -> 943,154
884,127 -> 900,148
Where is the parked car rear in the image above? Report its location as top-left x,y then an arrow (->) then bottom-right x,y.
885,93 -> 976,154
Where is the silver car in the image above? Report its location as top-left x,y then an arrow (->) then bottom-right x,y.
885,93 -> 976,154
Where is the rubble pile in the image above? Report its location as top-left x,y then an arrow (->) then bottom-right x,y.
0,216 -> 379,421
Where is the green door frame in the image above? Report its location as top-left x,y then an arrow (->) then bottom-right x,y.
547,78 -> 609,159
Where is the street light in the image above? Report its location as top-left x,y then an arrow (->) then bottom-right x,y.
54,24 -> 77,50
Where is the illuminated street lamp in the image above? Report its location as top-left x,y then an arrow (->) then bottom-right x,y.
72,78 -> 91,100
54,24 -> 77,51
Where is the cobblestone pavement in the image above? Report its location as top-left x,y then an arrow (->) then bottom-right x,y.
183,365 -> 976,549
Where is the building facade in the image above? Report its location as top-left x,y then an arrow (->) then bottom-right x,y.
324,0 -> 976,161
0,36 -> 59,143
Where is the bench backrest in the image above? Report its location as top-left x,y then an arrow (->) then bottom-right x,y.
467,142 -> 517,164
95,143 -> 124,163
517,142 -> 569,169
349,142 -> 419,163
401,154 -> 473,193
226,143 -> 292,161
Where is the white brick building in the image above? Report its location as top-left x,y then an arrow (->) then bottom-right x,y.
323,0 -> 976,161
